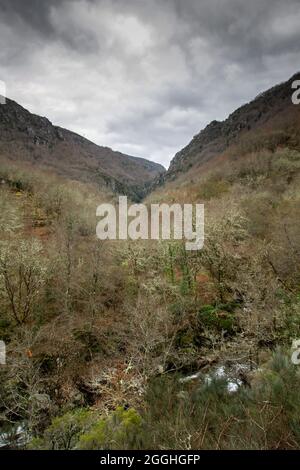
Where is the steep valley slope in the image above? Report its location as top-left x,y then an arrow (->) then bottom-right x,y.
0,98 -> 165,201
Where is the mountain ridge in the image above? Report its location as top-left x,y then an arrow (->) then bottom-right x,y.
0,97 -> 165,201
163,72 -> 300,182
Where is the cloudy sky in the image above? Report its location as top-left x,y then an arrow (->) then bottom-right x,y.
0,0 -> 299,167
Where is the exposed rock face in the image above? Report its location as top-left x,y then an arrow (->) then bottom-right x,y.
165,72 -> 300,180
0,99 -> 165,201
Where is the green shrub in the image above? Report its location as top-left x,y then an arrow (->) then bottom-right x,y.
78,407 -> 143,450
29,409 -> 94,450
138,350 -> 300,449
198,303 -> 237,334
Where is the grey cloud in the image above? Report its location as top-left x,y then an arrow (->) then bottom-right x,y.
0,0 -> 299,168
0,0 -> 59,35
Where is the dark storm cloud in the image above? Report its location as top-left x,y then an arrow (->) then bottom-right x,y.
0,0 -> 299,167
0,0 -> 58,35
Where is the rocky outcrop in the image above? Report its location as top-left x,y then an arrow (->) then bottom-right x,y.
0,99 -> 165,201
165,72 -> 300,180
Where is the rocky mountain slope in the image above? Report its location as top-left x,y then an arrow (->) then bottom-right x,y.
0,98 -> 165,200
164,72 -> 300,182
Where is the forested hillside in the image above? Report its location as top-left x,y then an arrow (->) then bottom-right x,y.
1,75 -> 300,450
0,99 -> 165,201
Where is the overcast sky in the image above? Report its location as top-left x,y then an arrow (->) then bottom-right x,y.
0,0 -> 299,168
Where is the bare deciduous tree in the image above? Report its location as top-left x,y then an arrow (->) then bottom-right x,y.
0,239 -> 47,324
